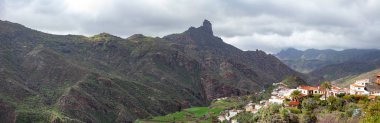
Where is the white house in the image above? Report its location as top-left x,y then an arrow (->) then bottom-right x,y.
231,119 -> 238,123
225,110 -> 243,121
350,79 -> 370,95
218,116 -> 226,122
284,89 -> 297,98
329,86 -> 348,96
269,96 -> 284,104
244,103 -> 255,113
297,85 -> 321,95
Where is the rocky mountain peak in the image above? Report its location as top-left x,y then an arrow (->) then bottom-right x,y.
184,19 -> 214,36
201,19 -> 213,35
199,19 -> 213,35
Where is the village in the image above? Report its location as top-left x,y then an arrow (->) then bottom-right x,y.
217,74 -> 380,123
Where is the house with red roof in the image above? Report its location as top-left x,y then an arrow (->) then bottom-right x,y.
297,85 -> 321,95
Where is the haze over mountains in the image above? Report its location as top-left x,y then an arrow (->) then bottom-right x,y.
0,20 -> 304,122
276,48 -> 380,83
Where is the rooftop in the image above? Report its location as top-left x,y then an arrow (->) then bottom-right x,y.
298,85 -> 319,90
369,95 -> 377,99
288,101 -> 300,106
351,84 -> 365,87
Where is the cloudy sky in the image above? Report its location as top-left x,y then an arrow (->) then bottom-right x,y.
1,0 -> 380,53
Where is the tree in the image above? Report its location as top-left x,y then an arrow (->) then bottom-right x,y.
290,90 -> 302,102
320,82 -> 332,100
259,104 -> 282,123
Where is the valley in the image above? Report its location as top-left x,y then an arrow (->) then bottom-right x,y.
1,1 -> 379,123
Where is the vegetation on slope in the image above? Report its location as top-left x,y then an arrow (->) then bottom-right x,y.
0,19 -> 304,122
282,76 -> 308,88
234,94 -> 380,123
138,96 -> 252,123
141,92 -> 380,123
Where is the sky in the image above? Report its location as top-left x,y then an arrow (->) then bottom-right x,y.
1,0 -> 380,53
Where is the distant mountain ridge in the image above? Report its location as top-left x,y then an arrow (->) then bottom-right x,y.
0,20 -> 302,122
276,48 -> 380,84
276,48 -> 379,73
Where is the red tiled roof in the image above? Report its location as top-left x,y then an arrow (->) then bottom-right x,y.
351,84 -> 365,87
289,101 -> 300,105
331,86 -> 341,90
369,95 -> 377,99
298,85 -> 318,90
351,90 -> 365,92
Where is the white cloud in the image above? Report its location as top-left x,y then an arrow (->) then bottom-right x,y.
222,30 -> 351,53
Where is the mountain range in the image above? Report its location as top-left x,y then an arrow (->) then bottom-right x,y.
276,48 -> 380,84
0,20 -> 302,122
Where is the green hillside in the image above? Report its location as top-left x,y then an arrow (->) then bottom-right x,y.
0,20 -> 302,122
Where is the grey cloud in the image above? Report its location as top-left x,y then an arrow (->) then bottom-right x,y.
1,0 -> 380,53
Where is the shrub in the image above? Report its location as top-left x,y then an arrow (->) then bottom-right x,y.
302,98 -> 318,111
280,108 -> 289,122
327,96 -> 336,104
336,93 -> 345,98
300,113 -> 317,123
286,107 -> 301,114
319,100 -> 328,106
343,103 -> 359,117
234,112 -> 255,123
360,102 -> 380,123
312,94 -> 322,101
353,95 -> 369,103
257,104 -> 283,122
358,100 -> 367,104
343,95 -> 355,102
269,104 -> 282,114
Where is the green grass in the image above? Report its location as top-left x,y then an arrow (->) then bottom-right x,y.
140,96 -> 251,123
184,107 -> 223,117
148,107 -> 223,122
210,99 -> 238,109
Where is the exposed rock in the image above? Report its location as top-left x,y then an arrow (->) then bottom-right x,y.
200,20 -> 213,35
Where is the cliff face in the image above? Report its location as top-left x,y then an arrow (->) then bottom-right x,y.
0,20 -> 302,122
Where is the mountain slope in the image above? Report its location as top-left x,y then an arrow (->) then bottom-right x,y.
308,50 -> 380,83
332,68 -> 380,87
0,20 -> 302,122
